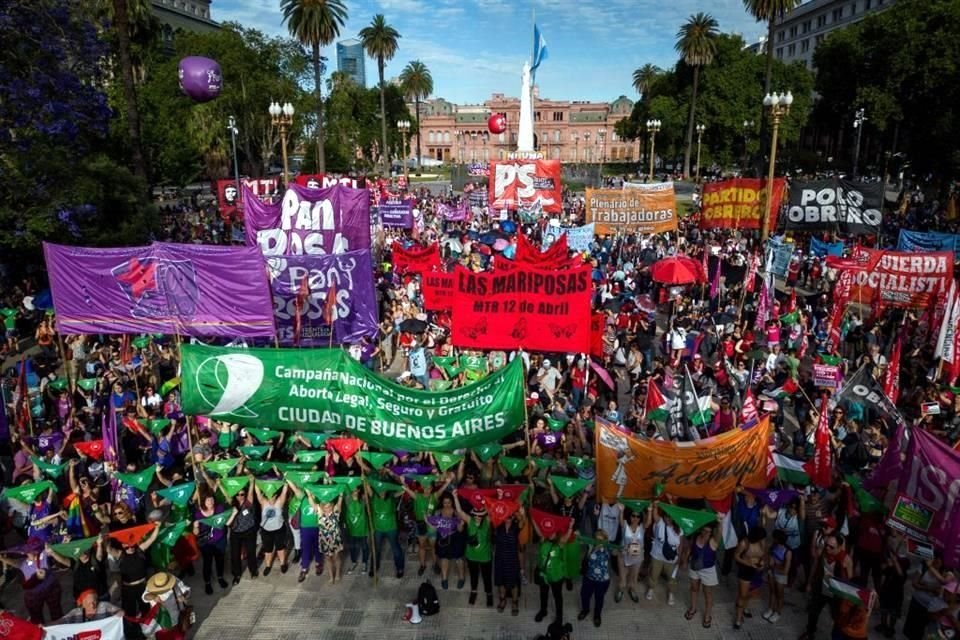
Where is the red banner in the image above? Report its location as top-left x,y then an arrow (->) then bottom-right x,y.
699,178 -> 786,230
392,242 -> 440,275
590,312 -> 606,358
489,160 -> 562,214
294,174 -> 362,189
216,178 -> 279,220
837,248 -> 953,308
422,271 -> 455,311
451,264 -> 592,352
515,233 -> 576,269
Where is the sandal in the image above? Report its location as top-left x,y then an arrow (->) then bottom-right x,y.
684,608 -> 697,621
702,616 -> 712,628
497,598 -> 507,613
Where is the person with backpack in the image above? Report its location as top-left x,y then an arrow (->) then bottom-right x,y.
453,491 -> 493,607
646,502 -> 681,605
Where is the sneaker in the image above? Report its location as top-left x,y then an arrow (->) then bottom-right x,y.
456,578 -> 465,589
628,589 -> 639,603
346,564 -> 356,576
417,565 -> 426,577
615,590 -> 623,603
768,613 -> 780,624
645,589 -> 654,601
762,609 -> 773,621
667,594 -> 675,606
469,592 -> 477,605
594,615 -> 601,627
442,579 -> 449,590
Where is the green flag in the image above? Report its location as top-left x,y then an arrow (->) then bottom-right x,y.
294,450 -> 328,464
286,471 -> 325,487
156,482 -> 195,507
4,481 -> 54,504
181,344 -> 526,451
432,355 -> 460,378
552,476 -> 591,499
546,417 -> 567,432
239,445 -> 271,460
147,419 -> 171,435
820,354 -> 843,366
160,377 -> 180,396
202,458 -> 240,477
434,452 -> 463,472
567,456 -> 592,471
256,479 -> 284,498
304,484 -> 344,503
246,428 -> 282,443
499,457 -> 529,477
219,477 -> 251,499
50,536 -> 98,559
619,498 -> 650,515
779,310 -> 800,325
115,466 -> 156,492
30,457 -> 67,479
330,476 -> 363,491
198,508 -> 234,529
132,336 -> 151,349
472,443 -> 503,463
77,378 -> 98,392
405,474 -> 438,487
297,432 -> 330,448
156,521 -> 189,547
367,478 -> 403,495
48,378 -> 68,392
533,458 -> 557,470
574,532 -> 620,551
845,475 -> 885,514
658,502 -> 716,536
359,452 -> 394,469
429,379 -> 454,391
243,460 -> 273,474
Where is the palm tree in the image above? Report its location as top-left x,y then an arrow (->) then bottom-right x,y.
359,14 -> 400,174
631,64 -> 662,101
112,0 -> 147,182
399,60 -> 433,174
676,12 -> 719,178
743,0 -> 802,97
281,0 -> 348,173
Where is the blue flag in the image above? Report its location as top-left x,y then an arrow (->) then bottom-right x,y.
532,24 -> 548,79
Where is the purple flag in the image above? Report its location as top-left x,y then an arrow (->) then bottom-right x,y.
390,464 -> 435,476
425,514 -> 460,537
747,487 -> 799,510
864,424 -> 904,491
266,252 -> 378,346
437,201 -> 468,222
102,406 -> 118,466
379,200 -> 414,228
243,183 -> 371,256
43,242 -> 276,337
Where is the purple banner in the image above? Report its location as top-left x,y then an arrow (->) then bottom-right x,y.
897,428 -> 960,567
43,242 -> 276,337
243,183 -> 371,256
379,199 -> 414,228
266,251 -> 378,346
437,201 -> 469,221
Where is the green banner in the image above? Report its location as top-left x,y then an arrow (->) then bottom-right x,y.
181,344 -> 525,450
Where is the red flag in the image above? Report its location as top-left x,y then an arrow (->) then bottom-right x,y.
120,334 -> 132,365
884,333 -> 902,404
494,484 -> 528,502
14,357 -> 30,431
0,611 -> 42,640
709,256 -> 722,299
827,271 -> 851,352
108,523 -> 156,547
739,389 -> 759,428
530,507 -> 573,540
745,251 -> 760,294
121,415 -> 151,441
74,439 -> 104,460
804,395 -> 833,488
950,318 -> 960,385
326,437 -> 363,461
293,274 -> 309,346
457,487 -> 497,511
786,288 -> 797,314
487,499 -> 520,527
701,247 -> 709,281
323,282 -> 338,326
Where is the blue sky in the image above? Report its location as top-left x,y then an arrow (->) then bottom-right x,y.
215,0 -> 767,104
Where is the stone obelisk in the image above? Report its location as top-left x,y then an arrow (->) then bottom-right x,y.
517,61 -> 535,154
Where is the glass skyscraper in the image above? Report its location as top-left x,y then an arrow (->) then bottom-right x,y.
336,39 -> 366,88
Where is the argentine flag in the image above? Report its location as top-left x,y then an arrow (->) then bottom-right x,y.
532,24 -> 548,80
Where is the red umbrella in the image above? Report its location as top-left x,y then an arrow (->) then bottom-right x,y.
650,256 -> 707,285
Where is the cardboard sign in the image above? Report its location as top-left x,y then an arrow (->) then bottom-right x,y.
813,364 -> 841,389
887,493 -> 935,538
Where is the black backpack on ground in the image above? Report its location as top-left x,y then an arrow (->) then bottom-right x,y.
417,581 -> 440,616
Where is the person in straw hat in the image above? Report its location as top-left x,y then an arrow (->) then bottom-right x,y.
137,571 -> 192,640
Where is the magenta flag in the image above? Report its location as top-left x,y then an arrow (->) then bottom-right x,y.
102,406 -> 119,466
243,183 -> 371,256
43,242 -> 276,337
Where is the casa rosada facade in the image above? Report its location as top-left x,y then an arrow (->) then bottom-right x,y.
411,90 -> 637,164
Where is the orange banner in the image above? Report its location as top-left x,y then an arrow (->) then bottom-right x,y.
595,417 -> 771,501
699,178 -> 786,230
585,185 -> 678,235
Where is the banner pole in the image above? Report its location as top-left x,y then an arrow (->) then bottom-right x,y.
683,365 -> 706,438
174,334 -> 198,482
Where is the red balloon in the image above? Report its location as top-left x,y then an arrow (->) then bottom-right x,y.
487,113 -> 506,135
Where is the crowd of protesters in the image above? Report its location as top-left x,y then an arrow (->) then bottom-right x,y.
0,172 -> 959,640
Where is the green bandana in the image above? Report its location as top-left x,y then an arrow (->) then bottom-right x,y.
359,451 -> 394,469
202,458 -> 241,477
552,476 -> 590,499
433,452 -> 463,472
50,536 -> 98,559
156,482 -> 195,507
115,466 -> 156,492
499,457 -> 529,477
472,443 -> 503,463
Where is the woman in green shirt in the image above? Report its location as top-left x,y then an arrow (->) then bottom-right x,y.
453,490 -> 493,607
533,518 -> 572,625
285,479 -> 322,583
398,473 -> 452,577
344,486 -> 370,576
367,483 -> 405,579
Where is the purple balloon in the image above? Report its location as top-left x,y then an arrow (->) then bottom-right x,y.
178,56 -> 222,102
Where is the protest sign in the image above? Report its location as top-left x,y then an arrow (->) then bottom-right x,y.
266,252 -> 378,345
488,160 -> 562,213
699,178 -> 785,231
450,263 -> 592,352
838,248 -> 953,308
585,184 -> 678,234
595,417 -> 770,501
897,229 -> 960,259
768,238 -> 795,278
422,271 -> 455,312
437,201 -> 469,221
813,364 -> 841,389
887,494 -> 935,539
43,241 -> 276,338
217,177 -> 278,219
181,344 -> 525,450
391,242 -> 441,275
784,179 -> 883,235
379,199 -> 414,228
545,224 -> 595,253
243,183 -> 370,256
43,615 -> 124,640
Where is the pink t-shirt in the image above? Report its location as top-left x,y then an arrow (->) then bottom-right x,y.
766,326 -> 781,346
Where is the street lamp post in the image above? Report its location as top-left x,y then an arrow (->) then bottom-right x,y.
397,119 -> 411,181
852,108 -> 866,179
646,119 -> 661,182
760,91 -> 793,242
227,115 -> 240,199
597,128 -> 606,183
573,134 -> 579,163
695,124 -> 706,182
268,101 -> 295,185
742,120 -> 754,174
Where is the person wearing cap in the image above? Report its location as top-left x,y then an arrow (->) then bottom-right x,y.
537,359 -> 562,403
138,571 -> 192,640
453,490 -> 493,607
54,588 -> 122,624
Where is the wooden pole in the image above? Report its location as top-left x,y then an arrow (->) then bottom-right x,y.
174,334 -> 198,481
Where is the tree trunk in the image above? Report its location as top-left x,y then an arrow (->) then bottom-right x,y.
113,0 -> 148,184
683,65 -> 700,179
313,42 -> 326,173
415,95 -> 422,174
378,58 -> 388,174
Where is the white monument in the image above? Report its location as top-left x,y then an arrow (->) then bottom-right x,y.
517,61 -> 535,153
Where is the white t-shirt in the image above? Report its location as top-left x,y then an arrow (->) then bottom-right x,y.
538,366 -> 562,395
650,519 -> 681,564
598,503 -> 621,541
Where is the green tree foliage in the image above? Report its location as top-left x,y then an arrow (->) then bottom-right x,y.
359,14 -> 401,173
399,60 -> 433,172
138,24 -> 310,185
813,0 -> 960,176
676,12 -> 720,178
